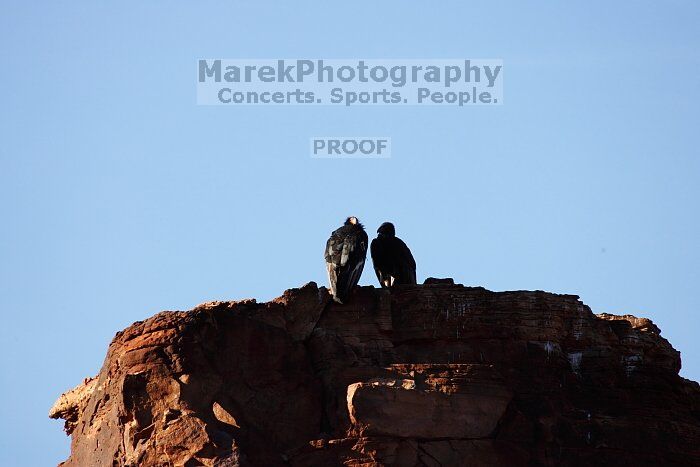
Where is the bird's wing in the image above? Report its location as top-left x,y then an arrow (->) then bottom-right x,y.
326,261 -> 338,298
325,228 -> 344,266
394,237 -> 417,285
325,228 -> 348,298
335,229 -> 367,301
370,238 -> 383,283
396,238 -> 416,269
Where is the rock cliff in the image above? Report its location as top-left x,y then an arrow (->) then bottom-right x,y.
50,280 -> 700,466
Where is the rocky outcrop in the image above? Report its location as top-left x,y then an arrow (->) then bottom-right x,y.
51,280 -> 700,466
346,365 -> 512,439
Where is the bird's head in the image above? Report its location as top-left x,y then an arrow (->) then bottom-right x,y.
345,216 -> 359,226
377,222 -> 395,237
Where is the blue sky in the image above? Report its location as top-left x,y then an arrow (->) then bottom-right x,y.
1,2 -> 699,465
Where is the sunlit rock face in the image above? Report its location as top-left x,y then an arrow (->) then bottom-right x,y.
51,281 -> 700,466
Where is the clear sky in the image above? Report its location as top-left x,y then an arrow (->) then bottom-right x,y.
1,2 -> 699,465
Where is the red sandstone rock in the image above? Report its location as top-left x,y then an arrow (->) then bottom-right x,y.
51,281 -> 700,466
347,365 -> 512,439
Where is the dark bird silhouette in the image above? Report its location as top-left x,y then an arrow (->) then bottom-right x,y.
324,217 -> 368,303
370,222 -> 417,288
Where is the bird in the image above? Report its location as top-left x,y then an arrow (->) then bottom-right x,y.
324,216 -> 368,303
370,222 -> 417,288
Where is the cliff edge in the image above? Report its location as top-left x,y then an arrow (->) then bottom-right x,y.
50,280 -> 700,466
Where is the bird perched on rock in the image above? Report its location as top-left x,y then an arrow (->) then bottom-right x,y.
370,222 -> 417,288
324,217 -> 368,303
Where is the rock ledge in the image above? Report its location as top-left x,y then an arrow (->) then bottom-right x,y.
51,281 -> 700,466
